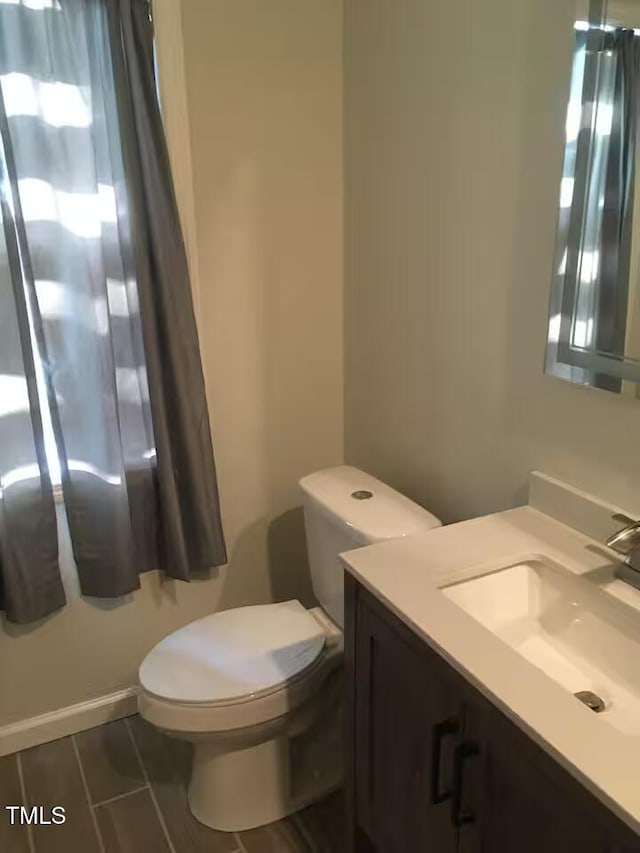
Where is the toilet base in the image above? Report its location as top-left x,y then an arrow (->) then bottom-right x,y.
188,706 -> 342,832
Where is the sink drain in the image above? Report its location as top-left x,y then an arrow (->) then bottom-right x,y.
574,691 -> 606,713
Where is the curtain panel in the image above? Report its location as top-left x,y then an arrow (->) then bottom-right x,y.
0,0 -> 226,622
0,105 -> 63,624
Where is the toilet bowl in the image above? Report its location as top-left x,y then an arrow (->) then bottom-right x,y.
138,466 -> 441,831
139,601 -> 343,831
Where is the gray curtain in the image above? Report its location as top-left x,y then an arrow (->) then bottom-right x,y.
0,0 -> 226,620
107,0 -> 227,579
0,104 -> 63,624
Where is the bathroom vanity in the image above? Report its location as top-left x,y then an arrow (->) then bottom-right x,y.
342,477 -> 640,852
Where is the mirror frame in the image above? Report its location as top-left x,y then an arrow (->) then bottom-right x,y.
545,0 -> 640,392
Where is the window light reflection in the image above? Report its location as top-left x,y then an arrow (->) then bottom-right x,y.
574,19 -> 640,36
0,373 -> 30,417
558,249 -> 567,276
565,103 -> 581,143
572,318 -> 594,349
34,279 -> 67,318
560,177 -> 574,208
595,103 -> 614,137
0,463 -> 41,491
116,367 -> 148,404
108,278 -> 137,316
0,0 -> 60,10
548,313 -> 561,343
0,459 -> 122,493
1,73 -> 90,128
18,178 -> 117,239
579,250 -> 599,284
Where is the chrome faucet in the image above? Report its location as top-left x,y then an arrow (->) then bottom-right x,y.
607,514 -> 640,591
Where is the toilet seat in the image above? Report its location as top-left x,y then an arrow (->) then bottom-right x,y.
140,599 -> 326,704
138,603 -> 343,734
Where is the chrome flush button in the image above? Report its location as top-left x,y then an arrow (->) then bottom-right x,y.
351,490 -> 373,500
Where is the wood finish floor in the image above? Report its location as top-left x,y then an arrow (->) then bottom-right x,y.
0,716 -> 345,853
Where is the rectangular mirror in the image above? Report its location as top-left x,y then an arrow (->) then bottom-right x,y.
546,0 -> 640,394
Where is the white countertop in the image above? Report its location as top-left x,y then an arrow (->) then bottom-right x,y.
341,504 -> 640,834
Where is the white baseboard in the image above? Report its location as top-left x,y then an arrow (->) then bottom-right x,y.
0,686 -> 141,757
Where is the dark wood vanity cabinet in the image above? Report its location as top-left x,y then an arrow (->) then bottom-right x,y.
345,574 -> 640,853
352,593 -> 462,853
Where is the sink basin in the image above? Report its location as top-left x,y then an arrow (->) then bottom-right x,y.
441,560 -> 640,735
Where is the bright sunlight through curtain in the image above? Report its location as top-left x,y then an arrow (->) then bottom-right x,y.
0,0 -> 226,623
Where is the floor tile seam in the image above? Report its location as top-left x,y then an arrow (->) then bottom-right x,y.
71,734 -> 106,853
124,717 -> 177,853
92,784 -> 150,809
15,752 -> 36,853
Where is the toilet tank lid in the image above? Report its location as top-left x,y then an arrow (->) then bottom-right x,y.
299,465 -> 441,543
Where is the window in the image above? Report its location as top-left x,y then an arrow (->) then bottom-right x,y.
0,0 -> 155,495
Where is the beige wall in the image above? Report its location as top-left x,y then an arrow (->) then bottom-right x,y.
344,0 -> 640,525
0,0 -> 343,727
608,1 -> 640,27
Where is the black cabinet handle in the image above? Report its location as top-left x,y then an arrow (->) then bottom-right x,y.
451,740 -> 480,827
429,717 -> 460,804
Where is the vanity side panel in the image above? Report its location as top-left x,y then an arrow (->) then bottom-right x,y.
344,572 -> 365,852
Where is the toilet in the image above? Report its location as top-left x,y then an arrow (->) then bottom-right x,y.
137,465 -> 441,831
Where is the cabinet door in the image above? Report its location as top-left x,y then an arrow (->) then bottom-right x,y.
456,702 -> 608,853
353,596 -> 463,853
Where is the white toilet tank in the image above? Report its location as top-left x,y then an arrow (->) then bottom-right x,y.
299,466 -> 441,628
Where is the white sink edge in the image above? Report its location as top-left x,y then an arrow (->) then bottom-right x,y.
438,557 -> 640,736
